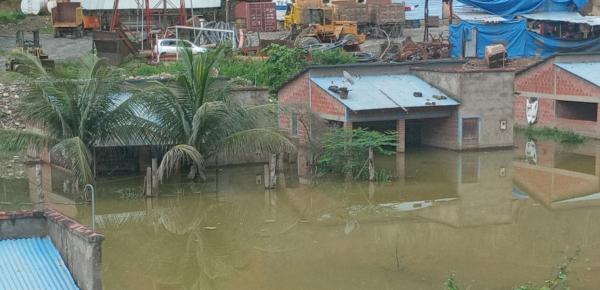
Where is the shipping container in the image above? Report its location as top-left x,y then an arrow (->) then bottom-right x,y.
235,2 -> 277,32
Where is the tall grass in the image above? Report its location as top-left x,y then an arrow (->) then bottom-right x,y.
0,11 -> 25,24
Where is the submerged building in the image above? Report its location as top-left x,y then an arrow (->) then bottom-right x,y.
0,209 -> 104,290
277,61 -> 515,176
515,53 -> 600,137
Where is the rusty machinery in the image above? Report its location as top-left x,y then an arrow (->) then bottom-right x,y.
6,30 -> 54,72
284,1 -> 366,50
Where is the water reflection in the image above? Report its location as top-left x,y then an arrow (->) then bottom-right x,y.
3,137 -> 600,289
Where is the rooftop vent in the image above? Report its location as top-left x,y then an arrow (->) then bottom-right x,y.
413,92 -> 423,98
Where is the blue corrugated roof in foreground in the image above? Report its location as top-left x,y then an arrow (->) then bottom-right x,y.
555,62 -> 600,88
0,236 -> 79,290
310,74 -> 460,111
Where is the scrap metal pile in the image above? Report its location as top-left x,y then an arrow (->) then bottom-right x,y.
383,33 -> 451,62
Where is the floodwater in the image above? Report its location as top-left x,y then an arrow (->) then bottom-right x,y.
3,136 -> 600,289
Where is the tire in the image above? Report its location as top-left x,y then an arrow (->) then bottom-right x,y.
341,34 -> 358,45
297,36 -> 320,50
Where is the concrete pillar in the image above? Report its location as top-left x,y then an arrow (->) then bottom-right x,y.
396,119 -> 406,153
396,153 -> 405,179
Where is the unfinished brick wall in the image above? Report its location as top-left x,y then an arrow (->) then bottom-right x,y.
515,57 -> 600,137
278,74 -> 311,142
421,113 -> 459,150
515,61 -> 555,94
310,82 -> 346,120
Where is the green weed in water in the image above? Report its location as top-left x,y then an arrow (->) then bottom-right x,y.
519,126 -> 584,144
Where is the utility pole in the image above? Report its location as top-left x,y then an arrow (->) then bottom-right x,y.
423,0 -> 429,42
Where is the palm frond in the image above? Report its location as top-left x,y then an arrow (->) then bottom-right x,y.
158,144 -> 204,182
0,129 -> 56,151
10,52 -> 49,78
49,137 -> 94,183
220,128 -> 296,156
189,101 -> 229,145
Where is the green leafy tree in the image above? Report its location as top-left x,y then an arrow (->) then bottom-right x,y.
0,53 -> 137,183
317,128 -> 397,180
131,47 -> 295,181
261,44 -> 306,94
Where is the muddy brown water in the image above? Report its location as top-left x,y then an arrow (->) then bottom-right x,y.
2,136 -> 600,289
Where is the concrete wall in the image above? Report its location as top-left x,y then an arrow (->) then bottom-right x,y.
0,211 -> 48,239
0,210 -> 104,290
46,210 -> 104,290
416,69 -> 515,150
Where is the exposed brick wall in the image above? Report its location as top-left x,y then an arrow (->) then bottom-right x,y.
515,61 -> 555,94
278,74 -> 311,142
556,68 -> 600,97
396,119 -> 405,153
421,112 -> 459,150
515,57 -> 600,138
310,82 -> 346,120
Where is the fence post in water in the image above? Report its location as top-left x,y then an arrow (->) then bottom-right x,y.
263,164 -> 270,189
368,147 -> 375,182
151,158 -> 159,196
277,153 -> 286,189
269,154 -> 277,189
145,166 -> 153,197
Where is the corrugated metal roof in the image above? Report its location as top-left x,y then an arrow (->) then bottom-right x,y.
555,62 -> 600,88
452,1 -> 508,23
310,74 -> 459,111
521,11 -> 600,26
392,0 -> 443,20
0,236 -> 79,290
80,0 -> 221,10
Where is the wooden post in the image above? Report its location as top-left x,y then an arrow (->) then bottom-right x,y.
145,166 -> 152,197
264,164 -> 270,189
277,153 -> 286,189
151,158 -> 159,196
368,147 -> 375,182
269,154 -> 277,189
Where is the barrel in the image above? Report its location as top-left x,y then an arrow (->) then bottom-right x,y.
20,0 -> 49,15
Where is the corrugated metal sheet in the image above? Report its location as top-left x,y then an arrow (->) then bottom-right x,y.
555,62 -> 600,88
392,0 -> 443,20
521,11 -> 600,26
452,1 -> 507,23
0,237 -> 79,290
310,74 -> 459,111
80,0 -> 220,10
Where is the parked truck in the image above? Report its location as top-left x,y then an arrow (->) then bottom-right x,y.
52,2 -> 84,38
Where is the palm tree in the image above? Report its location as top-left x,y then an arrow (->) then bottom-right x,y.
132,47 -> 295,181
0,53 -> 138,184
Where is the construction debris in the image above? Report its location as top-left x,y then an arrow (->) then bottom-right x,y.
384,33 -> 450,62
485,44 -> 507,69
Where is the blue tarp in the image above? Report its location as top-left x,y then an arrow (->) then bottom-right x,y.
456,0 -> 588,18
450,20 -> 600,58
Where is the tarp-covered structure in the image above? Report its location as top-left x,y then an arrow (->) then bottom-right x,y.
450,0 -> 600,58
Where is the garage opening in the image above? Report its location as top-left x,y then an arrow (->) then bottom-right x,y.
556,101 -> 598,121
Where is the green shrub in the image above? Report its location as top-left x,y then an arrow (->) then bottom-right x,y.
0,11 -> 25,24
311,48 -> 357,65
317,128 -> 397,179
520,126 -> 584,144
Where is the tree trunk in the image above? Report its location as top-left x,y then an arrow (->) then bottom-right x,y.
368,147 -> 375,182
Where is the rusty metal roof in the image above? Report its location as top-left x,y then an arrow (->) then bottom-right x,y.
521,12 -> 600,26
555,62 -> 600,88
310,74 -> 460,111
0,237 -> 79,290
452,1 -> 508,23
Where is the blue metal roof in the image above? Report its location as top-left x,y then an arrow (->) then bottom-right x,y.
310,74 -> 460,111
0,237 -> 79,290
555,62 -> 600,88
521,11 -> 600,26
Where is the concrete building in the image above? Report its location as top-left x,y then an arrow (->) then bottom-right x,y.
514,53 -> 600,138
278,61 -> 515,176
0,209 -> 104,290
